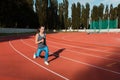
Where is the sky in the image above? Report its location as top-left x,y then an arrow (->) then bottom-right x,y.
58,0 -> 120,17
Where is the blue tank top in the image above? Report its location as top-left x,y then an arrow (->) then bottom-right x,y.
37,33 -> 46,48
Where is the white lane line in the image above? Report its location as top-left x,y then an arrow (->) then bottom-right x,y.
47,40 -> 114,54
31,38 -> 120,55
30,38 -> 111,54
61,56 -> 120,75
9,41 -> 69,80
47,40 -> 120,63
62,35 -> 120,48
49,44 -> 120,63
21,39 -> 120,75
28,38 -> 120,63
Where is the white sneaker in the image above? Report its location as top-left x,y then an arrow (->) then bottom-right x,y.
33,54 -> 36,59
44,61 -> 49,65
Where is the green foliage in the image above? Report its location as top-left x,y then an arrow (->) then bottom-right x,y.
76,2 -> 81,29
36,0 -> 48,26
85,3 -> 90,28
110,4 -> 118,20
104,5 -> 109,19
0,0 -> 119,29
58,3 -> 65,29
72,3 -> 76,29
98,3 -> 104,19
118,4 -> 120,28
63,0 -> 69,29
91,5 -> 99,21
0,0 -> 39,28
81,3 -> 90,29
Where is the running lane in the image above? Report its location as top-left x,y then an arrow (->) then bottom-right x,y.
22,35 -> 120,80
1,32 -> 120,80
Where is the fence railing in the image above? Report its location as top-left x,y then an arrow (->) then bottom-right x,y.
0,28 -> 36,33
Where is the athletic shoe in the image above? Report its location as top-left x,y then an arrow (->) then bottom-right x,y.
33,54 -> 36,59
44,61 -> 49,65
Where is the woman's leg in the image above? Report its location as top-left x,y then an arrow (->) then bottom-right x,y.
43,46 -> 49,61
35,48 -> 42,57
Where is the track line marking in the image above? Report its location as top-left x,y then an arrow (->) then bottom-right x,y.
9,41 -> 69,80
45,40 -> 120,63
27,38 -> 120,63
30,38 -> 116,55
106,54 -> 113,56
61,56 -> 120,75
61,36 -> 120,48
106,62 -> 118,67
21,39 -> 120,75
47,40 -> 115,54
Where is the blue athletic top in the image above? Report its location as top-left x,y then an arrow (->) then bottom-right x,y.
37,33 -> 46,48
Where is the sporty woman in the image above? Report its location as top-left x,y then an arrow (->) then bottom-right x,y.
33,26 -> 49,65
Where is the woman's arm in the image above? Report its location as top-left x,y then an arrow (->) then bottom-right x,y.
35,34 -> 44,44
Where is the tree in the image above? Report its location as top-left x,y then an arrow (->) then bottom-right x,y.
26,0 -> 33,9
85,3 -> 90,28
104,5 -> 109,19
81,5 -> 86,28
110,4 -> 113,19
117,4 -> 120,28
109,4 -> 117,20
98,3 -> 104,19
51,0 -> 58,29
118,4 -> 120,16
72,3 -> 76,29
36,0 -> 48,26
68,18 -> 72,28
41,0 -> 48,25
71,3 -> 82,29
76,2 -> 81,29
58,3 -> 64,29
0,0 -> 38,28
36,0 -> 42,26
91,5 -> 99,21
63,0 -> 69,30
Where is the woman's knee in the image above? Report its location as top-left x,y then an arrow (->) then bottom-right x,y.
45,46 -> 49,52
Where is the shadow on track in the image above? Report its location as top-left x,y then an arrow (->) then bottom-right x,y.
0,34 -> 35,42
48,48 -> 65,63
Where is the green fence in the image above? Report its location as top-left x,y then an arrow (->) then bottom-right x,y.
90,19 -> 118,29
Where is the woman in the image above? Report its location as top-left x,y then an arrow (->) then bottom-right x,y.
33,26 -> 49,65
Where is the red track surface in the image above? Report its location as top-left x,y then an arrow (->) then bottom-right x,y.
0,32 -> 120,80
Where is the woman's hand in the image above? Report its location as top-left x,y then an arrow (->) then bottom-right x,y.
39,39 -> 44,43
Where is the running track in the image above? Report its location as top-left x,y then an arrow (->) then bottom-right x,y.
0,32 -> 120,80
